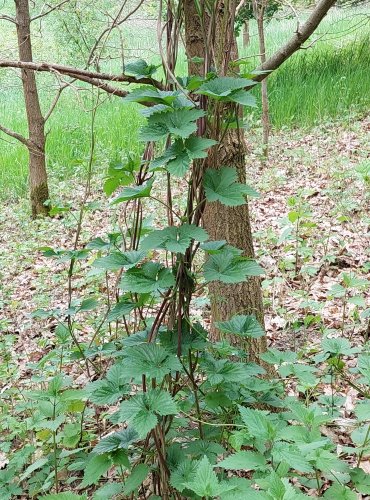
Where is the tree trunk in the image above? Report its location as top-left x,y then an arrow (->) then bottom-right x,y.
15,0 -> 49,217
253,0 -> 269,158
203,132 -> 267,362
184,0 -> 268,362
243,19 -> 250,47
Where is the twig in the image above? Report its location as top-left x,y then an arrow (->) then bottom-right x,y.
44,80 -> 69,122
0,14 -> 16,24
0,123 -> 30,148
0,59 -> 164,88
31,0 -> 72,21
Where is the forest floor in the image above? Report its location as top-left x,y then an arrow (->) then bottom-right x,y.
1,117 -> 369,360
0,117 -> 369,496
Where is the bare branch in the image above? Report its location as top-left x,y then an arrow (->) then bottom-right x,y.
86,0 -> 146,67
44,81 -> 69,121
87,1 -> 128,67
31,0 -> 71,22
0,59 -> 164,88
254,0 -> 337,82
0,123 -> 31,148
0,15 -> 17,24
66,73 -> 129,98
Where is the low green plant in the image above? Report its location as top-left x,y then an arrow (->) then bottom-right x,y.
0,69 -> 369,498
328,272 -> 369,336
278,195 -> 317,276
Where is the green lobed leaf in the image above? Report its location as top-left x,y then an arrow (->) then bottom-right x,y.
79,298 -> 99,311
283,399 -> 330,428
358,353 -> 370,383
186,440 -> 225,462
355,401 -> 370,421
81,454 -> 113,487
184,456 -> 235,497
350,467 -> 370,495
260,348 -> 297,365
93,251 -> 145,270
93,483 -> 124,499
150,137 -> 217,177
201,240 -> 227,252
88,363 -> 130,405
107,300 -> 137,322
103,158 -> 137,196
111,178 -> 154,205
120,262 -> 175,293
204,249 -> 264,284
203,357 -> 264,385
140,108 -> 205,141
170,459 -> 198,492
93,427 -> 138,454
220,478 -> 269,499
111,389 -> 178,436
166,150 -> 191,177
271,442 -> 314,473
321,337 -> 358,356
204,167 -> 259,206
238,405 -> 274,441
216,315 -> 264,338
347,295 -> 366,307
124,59 -> 159,79
123,87 -> 181,105
185,136 -> 218,158
141,224 -> 208,253
228,89 -> 257,107
196,77 -> 255,99
19,457 -> 48,481
323,484 -> 357,499
86,234 -> 120,250
217,451 -> 266,471
205,390 -> 233,408
122,464 -> 150,495
309,449 -> 349,474
89,380 -> 128,405
119,343 -> 182,380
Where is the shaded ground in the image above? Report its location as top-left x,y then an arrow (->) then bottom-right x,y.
0,116 -> 369,497
0,117 -> 369,363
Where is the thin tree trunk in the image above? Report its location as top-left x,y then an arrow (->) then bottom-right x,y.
243,19 -> 250,47
184,0 -> 268,363
15,0 -> 49,217
254,1 -> 269,158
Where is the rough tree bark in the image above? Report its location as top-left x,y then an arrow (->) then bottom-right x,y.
184,0 -> 268,363
15,0 -> 49,217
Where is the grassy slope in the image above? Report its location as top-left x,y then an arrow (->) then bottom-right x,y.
0,6 -> 369,198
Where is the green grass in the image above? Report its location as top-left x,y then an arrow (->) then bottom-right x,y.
266,35 -> 369,128
0,92 -> 144,199
0,6 -> 369,199
237,7 -> 370,127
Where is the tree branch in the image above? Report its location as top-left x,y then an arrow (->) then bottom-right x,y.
0,0 -> 337,103
0,59 -> 163,89
31,0 -> 71,22
0,15 -> 17,24
87,0 -> 146,67
44,82 -> 69,122
0,123 -> 31,148
254,0 -> 337,81
66,73 -> 129,98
